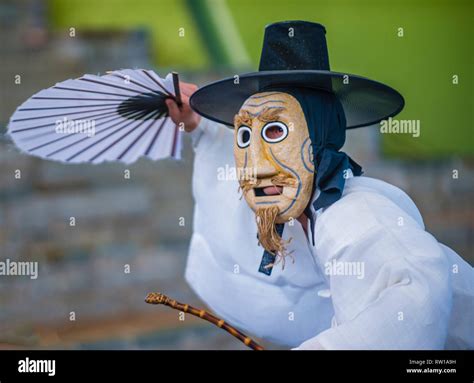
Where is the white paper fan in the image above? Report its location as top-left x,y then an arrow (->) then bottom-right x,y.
7,69 -> 183,164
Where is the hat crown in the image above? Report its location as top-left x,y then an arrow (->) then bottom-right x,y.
258,21 -> 330,72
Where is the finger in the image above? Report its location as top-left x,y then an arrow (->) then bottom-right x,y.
165,98 -> 180,120
184,99 -> 197,115
176,94 -> 191,111
181,93 -> 190,104
180,86 -> 192,98
180,82 -> 198,97
180,81 -> 196,92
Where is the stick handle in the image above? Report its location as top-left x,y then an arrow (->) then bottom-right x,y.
171,72 -> 183,107
145,292 -> 264,351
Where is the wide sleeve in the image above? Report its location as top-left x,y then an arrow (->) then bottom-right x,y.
296,190 -> 453,350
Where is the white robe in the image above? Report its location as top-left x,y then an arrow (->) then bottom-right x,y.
185,118 -> 474,350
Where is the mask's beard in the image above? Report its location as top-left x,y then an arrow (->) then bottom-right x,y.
238,173 -> 298,270
255,206 -> 293,269
255,205 -> 281,254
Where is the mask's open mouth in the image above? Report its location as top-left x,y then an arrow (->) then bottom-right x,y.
254,185 -> 283,197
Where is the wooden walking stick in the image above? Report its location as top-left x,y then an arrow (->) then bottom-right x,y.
145,292 -> 264,351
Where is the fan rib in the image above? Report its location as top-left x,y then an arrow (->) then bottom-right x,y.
66,110 -> 151,161
25,105 -> 145,148
171,124 -> 179,158
26,111 -> 133,152
10,108 -> 123,133
80,78 -> 156,95
11,106 -> 118,122
87,110 -> 156,162
32,97 -> 126,101
19,103 -> 123,111
144,118 -> 167,155
109,72 -> 163,95
54,85 -> 139,98
43,109 -> 148,157
142,70 -> 173,95
117,111 -> 160,160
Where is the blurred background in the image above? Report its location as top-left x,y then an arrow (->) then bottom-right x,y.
0,0 -> 472,350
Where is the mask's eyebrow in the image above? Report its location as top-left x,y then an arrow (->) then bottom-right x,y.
248,92 -> 282,99
244,99 -> 285,108
234,105 -> 286,126
256,106 -> 285,122
234,110 -> 253,127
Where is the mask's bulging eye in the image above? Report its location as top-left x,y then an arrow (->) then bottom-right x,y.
261,122 -> 288,143
237,126 -> 251,148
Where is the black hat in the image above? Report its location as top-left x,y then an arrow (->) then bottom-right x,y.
190,20 -> 404,129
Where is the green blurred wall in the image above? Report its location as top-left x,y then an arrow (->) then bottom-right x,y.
49,0 -> 209,68
49,0 -> 473,158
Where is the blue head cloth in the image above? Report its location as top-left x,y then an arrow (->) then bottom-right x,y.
258,88 -> 363,274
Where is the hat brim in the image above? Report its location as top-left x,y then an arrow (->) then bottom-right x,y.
190,70 -> 404,129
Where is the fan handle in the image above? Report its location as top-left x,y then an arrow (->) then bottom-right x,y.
172,72 -> 183,107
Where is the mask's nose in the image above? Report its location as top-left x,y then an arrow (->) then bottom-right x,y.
248,135 -> 278,179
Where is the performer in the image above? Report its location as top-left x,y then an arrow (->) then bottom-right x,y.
165,21 -> 474,350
